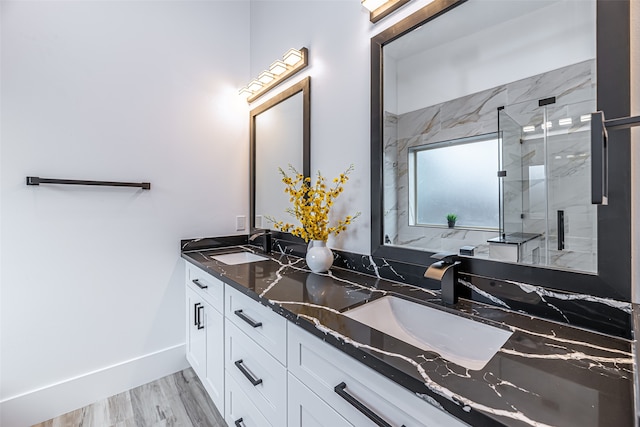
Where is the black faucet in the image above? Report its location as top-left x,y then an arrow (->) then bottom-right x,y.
424,252 -> 462,304
249,229 -> 272,254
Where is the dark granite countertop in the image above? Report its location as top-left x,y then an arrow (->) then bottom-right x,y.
182,245 -> 635,427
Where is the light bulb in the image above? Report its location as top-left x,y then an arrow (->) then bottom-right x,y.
247,80 -> 263,92
238,86 -> 253,98
283,48 -> 303,66
258,71 -> 275,84
269,60 -> 288,75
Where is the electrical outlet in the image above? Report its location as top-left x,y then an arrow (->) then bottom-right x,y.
236,215 -> 246,231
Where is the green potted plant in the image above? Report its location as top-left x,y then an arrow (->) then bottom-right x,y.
446,213 -> 457,228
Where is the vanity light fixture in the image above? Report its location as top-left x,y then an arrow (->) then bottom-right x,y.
238,87 -> 253,98
282,48 -> 303,66
362,0 -> 411,23
258,71 -> 275,85
239,47 -> 308,103
269,60 -> 288,76
248,80 -> 263,92
559,118 -> 573,126
523,126 -> 536,133
362,0 -> 387,11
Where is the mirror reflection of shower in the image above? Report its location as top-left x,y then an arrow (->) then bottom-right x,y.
495,98 -> 596,273
379,0 -> 597,274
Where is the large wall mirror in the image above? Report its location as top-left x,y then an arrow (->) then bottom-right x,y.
250,77 -> 310,231
371,0 -> 631,300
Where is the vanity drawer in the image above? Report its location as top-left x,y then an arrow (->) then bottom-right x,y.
288,324 -> 469,427
186,263 -> 224,312
225,371 -> 274,427
225,284 -> 287,364
288,373 -> 351,427
226,319 -> 287,427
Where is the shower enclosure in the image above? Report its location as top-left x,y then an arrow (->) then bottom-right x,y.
496,98 -> 597,273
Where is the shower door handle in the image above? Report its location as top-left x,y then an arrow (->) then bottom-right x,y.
557,210 -> 565,251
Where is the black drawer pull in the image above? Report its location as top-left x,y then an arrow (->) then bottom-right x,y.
234,309 -> 262,328
196,304 -> 204,330
334,382 -> 394,427
234,359 -> 263,386
234,418 -> 245,427
192,279 -> 208,289
194,303 -> 201,327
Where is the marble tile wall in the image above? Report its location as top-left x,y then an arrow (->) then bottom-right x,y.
384,59 -> 596,271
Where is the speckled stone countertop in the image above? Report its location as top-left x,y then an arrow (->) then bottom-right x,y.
182,245 -> 636,427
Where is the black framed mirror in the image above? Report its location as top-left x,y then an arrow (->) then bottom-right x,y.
250,77 -> 311,232
371,0 -> 631,301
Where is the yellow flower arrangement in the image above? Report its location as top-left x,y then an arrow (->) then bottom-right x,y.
267,164 -> 361,242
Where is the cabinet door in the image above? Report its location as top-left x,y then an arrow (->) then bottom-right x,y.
288,373 -> 352,427
204,304 -> 224,412
186,286 -> 206,378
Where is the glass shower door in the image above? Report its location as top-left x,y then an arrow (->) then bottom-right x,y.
499,100 -> 548,265
544,100 -> 597,272
498,108 -> 524,240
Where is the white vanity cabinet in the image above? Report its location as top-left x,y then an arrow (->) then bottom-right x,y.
224,285 -> 288,427
287,324 -> 469,427
185,264 -> 225,413
184,260 -> 469,427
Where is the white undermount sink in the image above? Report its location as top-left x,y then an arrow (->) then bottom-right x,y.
343,296 -> 513,370
210,252 -> 268,265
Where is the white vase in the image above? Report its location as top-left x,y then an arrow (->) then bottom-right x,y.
306,240 -> 334,273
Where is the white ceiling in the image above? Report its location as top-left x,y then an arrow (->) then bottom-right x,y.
384,0 -> 576,60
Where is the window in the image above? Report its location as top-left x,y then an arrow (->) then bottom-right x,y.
409,134 -> 499,229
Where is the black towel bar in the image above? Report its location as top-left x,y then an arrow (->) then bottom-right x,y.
26,177 -> 150,190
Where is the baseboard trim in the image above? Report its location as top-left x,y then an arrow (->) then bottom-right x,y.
1,343 -> 189,427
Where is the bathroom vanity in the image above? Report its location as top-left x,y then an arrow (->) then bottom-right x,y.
181,242 -> 635,427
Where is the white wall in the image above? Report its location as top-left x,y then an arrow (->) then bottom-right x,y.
0,1 -> 250,425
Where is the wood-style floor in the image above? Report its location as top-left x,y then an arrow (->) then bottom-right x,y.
33,368 -> 227,427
